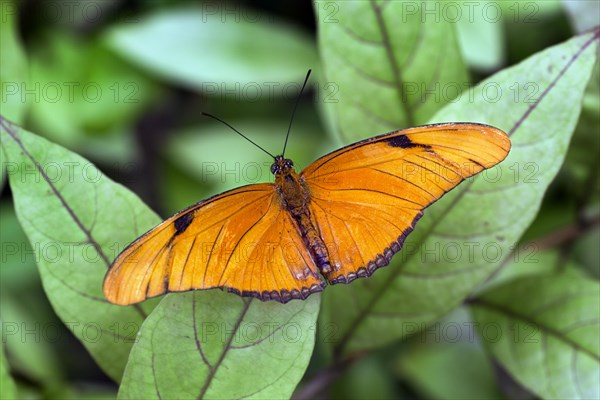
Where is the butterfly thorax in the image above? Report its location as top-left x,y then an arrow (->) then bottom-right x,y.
272,156 -> 309,215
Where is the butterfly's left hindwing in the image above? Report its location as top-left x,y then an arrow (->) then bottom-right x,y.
301,123 -> 511,284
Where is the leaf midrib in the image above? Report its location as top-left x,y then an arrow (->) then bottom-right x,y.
196,299 -> 252,399
369,0 -> 415,127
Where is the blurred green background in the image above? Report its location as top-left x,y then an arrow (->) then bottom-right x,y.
1,0 -> 598,399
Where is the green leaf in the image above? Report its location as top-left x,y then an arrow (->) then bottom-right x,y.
1,204 -> 65,385
320,31 -> 599,356
0,296 -> 63,385
1,143 -> 6,194
455,1 -> 504,71
104,6 -> 317,90
0,339 -> 18,400
0,119 -> 159,381
162,110 -> 331,214
316,0 -> 468,141
475,250 -> 562,294
167,119 -> 327,192
27,31 -> 158,153
0,0 -> 28,124
470,271 -> 600,399
0,203 -> 41,288
119,291 -> 319,399
563,0 -> 600,33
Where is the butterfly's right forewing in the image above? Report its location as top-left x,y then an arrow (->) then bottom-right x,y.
302,123 -> 511,284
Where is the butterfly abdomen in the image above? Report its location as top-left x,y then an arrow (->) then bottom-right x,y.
293,212 -> 332,275
274,160 -> 333,276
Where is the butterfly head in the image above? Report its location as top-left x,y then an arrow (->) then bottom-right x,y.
271,155 -> 294,176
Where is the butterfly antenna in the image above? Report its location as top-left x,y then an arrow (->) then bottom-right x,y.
282,69 -> 312,157
201,112 -> 275,159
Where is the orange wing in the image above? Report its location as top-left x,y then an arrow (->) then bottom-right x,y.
103,184 -> 325,305
301,123 -> 511,284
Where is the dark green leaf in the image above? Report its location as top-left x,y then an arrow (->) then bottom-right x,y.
0,0 -> 28,124
332,353 -> 400,399
395,307 -> 502,400
1,145 -> 6,199
0,339 -> 17,400
573,229 -> 600,279
398,343 -> 500,399
317,0 -> 468,140
562,61 -> 600,208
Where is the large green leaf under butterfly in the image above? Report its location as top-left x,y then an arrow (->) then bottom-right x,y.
0,119 -> 159,381
320,30 -> 599,355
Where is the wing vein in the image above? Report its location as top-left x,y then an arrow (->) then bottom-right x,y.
372,167 -> 436,199
312,186 -> 423,208
203,225 -> 225,287
245,199 -> 281,292
176,236 -> 198,289
218,196 -> 276,286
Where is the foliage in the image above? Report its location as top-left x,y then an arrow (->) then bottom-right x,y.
1,1 -> 598,399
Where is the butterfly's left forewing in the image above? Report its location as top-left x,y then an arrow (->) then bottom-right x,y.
104,184 -> 324,305
301,123 -> 510,284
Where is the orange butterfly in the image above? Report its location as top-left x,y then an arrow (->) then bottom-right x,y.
104,74 -> 511,306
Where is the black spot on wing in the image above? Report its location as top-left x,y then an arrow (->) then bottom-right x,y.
174,212 -> 194,235
387,135 -> 432,150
